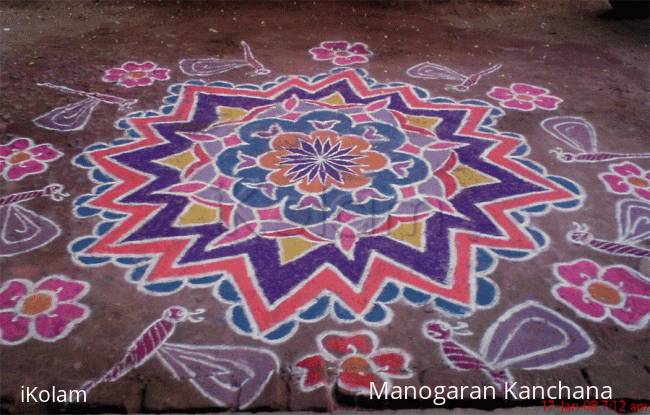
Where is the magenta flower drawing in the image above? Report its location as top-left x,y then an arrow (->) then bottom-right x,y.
309,41 -> 372,66
599,162 -> 650,201
102,61 -> 170,88
487,83 -> 562,111
552,259 -> 650,331
0,276 -> 90,345
0,137 -> 63,181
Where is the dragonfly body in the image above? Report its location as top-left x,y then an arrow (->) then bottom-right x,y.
425,321 -> 511,391
80,306 -> 204,393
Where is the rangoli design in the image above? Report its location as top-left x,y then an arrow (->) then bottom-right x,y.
0,137 -> 63,181
69,68 -> 584,343
0,275 -> 91,345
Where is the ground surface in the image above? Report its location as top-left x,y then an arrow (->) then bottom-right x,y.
0,0 -> 648,413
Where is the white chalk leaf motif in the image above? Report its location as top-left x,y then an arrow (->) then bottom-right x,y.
33,97 -> 102,132
157,343 -> 278,409
541,116 -> 598,153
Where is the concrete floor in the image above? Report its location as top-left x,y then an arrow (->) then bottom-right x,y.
0,0 -> 648,413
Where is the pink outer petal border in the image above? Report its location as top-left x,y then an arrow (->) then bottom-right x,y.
511,83 -> 549,96
612,162 -> 642,177
487,87 -> 514,101
28,144 -> 63,162
601,267 -> 650,297
33,303 -> 89,341
0,311 -> 31,344
0,280 -> 28,309
609,296 -> 650,328
502,99 -> 535,111
36,276 -> 90,302
601,173 -> 629,193
555,260 -> 599,286
321,41 -> 350,51
6,160 -> 45,181
309,48 -> 336,61
122,61 -> 156,72
332,55 -> 369,66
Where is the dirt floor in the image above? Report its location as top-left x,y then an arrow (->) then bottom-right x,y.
0,0 -> 648,413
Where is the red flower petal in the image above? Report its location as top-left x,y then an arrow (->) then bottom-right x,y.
321,41 -> 349,51
322,333 -> 374,358
511,83 -> 548,96
610,296 -> 650,327
338,370 -> 379,392
332,56 -> 368,66
309,48 -> 336,61
296,355 -> 328,387
601,267 -> 650,296
555,285 -> 605,318
371,351 -> 408,375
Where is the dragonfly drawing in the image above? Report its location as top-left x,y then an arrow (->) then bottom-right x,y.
179,41 -> 271,77
568,199 -> 650,258
33,83 -> 138,132
423,301 -> 594,392
79,306 -> 279,409
406,62 -> 501,91
542,116 -> 650,163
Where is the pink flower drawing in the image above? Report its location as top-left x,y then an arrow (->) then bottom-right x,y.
0,276 -> 91,345
486,83 -> 562,111
0,137 -> 63,181
295,330 -> 411,394
309,41 -> 372,66
102,61 -> 170,88
599,162 -> 650,201
552,259 -> 650,331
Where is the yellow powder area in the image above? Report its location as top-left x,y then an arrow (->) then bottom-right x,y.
176,204 -> 219,226
406,115 -> 441,132
278,236 -> 317,263
319,92 -> 347,106
389,221 -> 424,249
218,106 -> 249,122
21,293 -> 53,315
451,165 -> 493,187
159,150 -> 197,171
341,356 -> 371,373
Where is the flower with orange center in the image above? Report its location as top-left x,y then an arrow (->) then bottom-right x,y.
102,61 -> 170,88
295,330 -> 411,394
487,83 -> 562,111
260,131 -> 388,193
0,276 -> 90,345
600,162 -> 650,201
0,137 -> 63,181
552,259 -> 650,331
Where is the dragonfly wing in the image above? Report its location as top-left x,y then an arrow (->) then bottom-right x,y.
0,205 -> 61,256
158,343 -> 278,409
406,62 -> 466,81
617,199 -> 650,244
479,301 -> 595,370
541,116 -> 598,153
179,58 -> 248,76
32,97 -> 100,131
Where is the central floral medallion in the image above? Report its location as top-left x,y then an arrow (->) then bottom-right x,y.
262,131 -> 387,193
70,69 -> 582,342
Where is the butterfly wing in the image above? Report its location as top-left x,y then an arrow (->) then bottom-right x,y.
178,58 -> 248,76
541,116 -> 598,153
32,97 -> 100,131
157,343 -> 278,409
0,205 -> 61,256
479,301 -> 595,370
406,62 -> 466,81
617,199 -> 650,244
